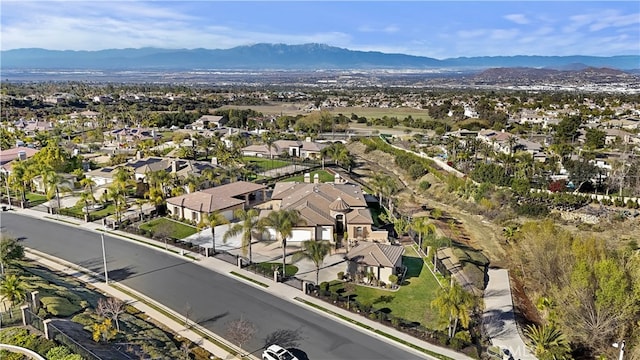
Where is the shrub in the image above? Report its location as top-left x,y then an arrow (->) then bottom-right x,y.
388,274 -> 398,285
418,180 -> 431,191
40,296 -> 81,317
337,271 -> 344,280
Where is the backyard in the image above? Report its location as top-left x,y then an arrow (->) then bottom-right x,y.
284,169 -> 334,183
325,246 -> 444,328
243,156 -> 290,172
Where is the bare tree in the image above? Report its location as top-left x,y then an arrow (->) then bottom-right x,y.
96,297 -> 126,331
225,316 -> 256,349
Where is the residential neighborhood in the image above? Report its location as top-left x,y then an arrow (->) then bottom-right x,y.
1,81 -> 639,360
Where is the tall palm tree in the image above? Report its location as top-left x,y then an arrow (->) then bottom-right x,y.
293,240 -> 332,285
223,209 -> 259,264
0,274 -> 27,317
430,280 -> 475,339
524,323 -> 571,360
205,211 -> 229,256
411,216 -> 437,251
258,209 -> 303,274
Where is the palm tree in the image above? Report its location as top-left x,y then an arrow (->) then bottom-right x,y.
223,209 -> 259,264
524,324 -> 571,360
293,240 -> 332,285
205,211 -> 229,256
430,280 -> 475,338
0,274 -> 27,317
411,216 -> 437,252
77,191 -> 96,221
257,209 -> 302,275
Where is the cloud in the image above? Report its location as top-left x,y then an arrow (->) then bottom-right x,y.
504,14 -> 530,25
357,25 -> 400,33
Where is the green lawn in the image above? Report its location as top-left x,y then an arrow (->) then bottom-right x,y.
140,217 -> 198,239
243,156 -> 290,171
26,192 -> 47,204
63,202 -> 116,219
252,262 -> 299,277
284,170 -> 334,183
327,246 -> 443,328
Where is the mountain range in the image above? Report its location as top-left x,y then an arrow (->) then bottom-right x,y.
1,43 -> 639,71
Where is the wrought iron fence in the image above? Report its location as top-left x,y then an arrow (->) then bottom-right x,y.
24,308 -> 44,332
48,322 -> 102,360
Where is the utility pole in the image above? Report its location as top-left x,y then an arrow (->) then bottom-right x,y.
101,228 -> 109,284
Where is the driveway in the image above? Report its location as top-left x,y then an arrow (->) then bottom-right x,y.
483,269 -> 537,360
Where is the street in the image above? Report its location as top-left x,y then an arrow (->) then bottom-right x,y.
1,212 -> 424,360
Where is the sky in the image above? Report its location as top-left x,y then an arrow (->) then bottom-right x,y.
1,1 -> 639,59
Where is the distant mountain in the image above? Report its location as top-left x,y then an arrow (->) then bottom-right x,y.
1,43 -> 639,71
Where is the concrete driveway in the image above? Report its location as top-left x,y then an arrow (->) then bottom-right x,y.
483,269 -> 537,360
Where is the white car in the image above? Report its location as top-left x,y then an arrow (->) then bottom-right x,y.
262,344 -> 298,360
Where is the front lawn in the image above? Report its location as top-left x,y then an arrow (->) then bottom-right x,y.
284,170 -> 334,183
326,246 -> 442,328
249,262 -> 299,277
63,202 -> 116,219
139,217 -> 198,239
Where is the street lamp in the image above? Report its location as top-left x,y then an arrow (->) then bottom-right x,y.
613,340 -> 625,360
100,228 -> 109,284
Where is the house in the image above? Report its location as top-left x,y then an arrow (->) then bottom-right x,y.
604,128 -> 634,145
345,242 -> 405,282
477,129 -> 517,154
0,147 -> 39,174
261,174 -> 388,248
85,156 -> 219,186
32,173 -> 77,193
187,115 -> 225,130
166,181 -> 267,223
107,127 -> 158,145
241,139 -> 327,159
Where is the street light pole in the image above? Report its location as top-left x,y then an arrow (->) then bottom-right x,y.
613,340 -> 625,360
101,231 -> 109,284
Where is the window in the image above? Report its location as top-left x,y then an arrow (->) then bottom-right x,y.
356,226 -> 363,238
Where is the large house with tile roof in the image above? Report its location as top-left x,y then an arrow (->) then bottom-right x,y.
166,181 -> 267,223
85,156 -> 218,186
260,175 -> 388,248
242,140 -> 327,159
345,242 -> 405,282
0,146 -> 39,175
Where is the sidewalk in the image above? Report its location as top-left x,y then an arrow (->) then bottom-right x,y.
7,206 -> 474,360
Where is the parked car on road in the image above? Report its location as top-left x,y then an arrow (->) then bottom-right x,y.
262,344 -> 298,360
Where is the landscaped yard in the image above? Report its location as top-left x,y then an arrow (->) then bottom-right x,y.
284,169 -> 334,183
243,156 -> 290,171
63,202 -> 116,219
139,217 -> 198,239
326,246 -> 444,328
250,262 -> 299,277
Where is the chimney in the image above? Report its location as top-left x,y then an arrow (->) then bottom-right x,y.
211,157 -> 218,166
334,173 -> 341,184
18,151 -> 27,161
304,173 -> 311,183
136,151 -> 142,160
305,136 -> 311,142
313,173 -> 319,184
171,160 -> 178,173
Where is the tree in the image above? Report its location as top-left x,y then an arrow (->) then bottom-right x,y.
0,274 -> 27,316
584,128 -> 606,150
204,211 -> 229,256
92,318 -> 117,343
293,240 -> 332,285
96,297 -> 126,332
524,324 -> 571,360
258,209 -> 302,275
223,208 -> 259,264
410,216 -> 436,251
225,316 -> 256,349
0,235 -> 25,275
430,280 -> 475,338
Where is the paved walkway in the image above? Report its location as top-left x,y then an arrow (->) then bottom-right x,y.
7,206 -> 474,360
483,269 -> 537,360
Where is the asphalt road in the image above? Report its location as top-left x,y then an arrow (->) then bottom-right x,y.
1,213 -> 423,360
